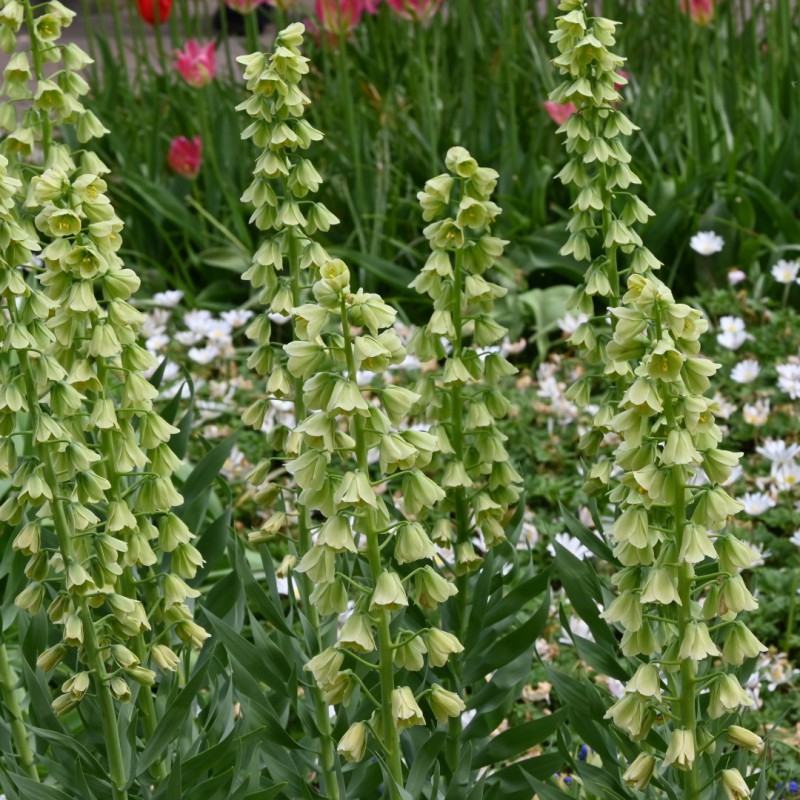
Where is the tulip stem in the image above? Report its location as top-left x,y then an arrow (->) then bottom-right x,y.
287,231 -> 341,800
340,299 -> 403,796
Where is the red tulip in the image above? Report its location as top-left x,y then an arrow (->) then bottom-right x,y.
168,136 -> 202,179
137,0 -> 173,25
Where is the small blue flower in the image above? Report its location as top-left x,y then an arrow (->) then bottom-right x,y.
564,775 -> 573,785
578,744 -> 588,760
789,780 -> 798,793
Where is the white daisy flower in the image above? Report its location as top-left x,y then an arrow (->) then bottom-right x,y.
559,616 -> 594,645
716,315 -> 752,351
742,399 -> 770,427
730,358 -> 760,384
790,530 -> 800,548
740,491 -> 776,516
174,330 -> 204,347
773,463 -> 800,492
690,231 -> 725,255
141,309 -> 170,338
556,311 -> 589,336
221,309 -> 254,328
776,362 -> 800,399
727,268 -> 747,286
770,259 -> 800,285
187,345 -> 218,365
183,309 -> 215,335
755,438 -> 800,467
517,519 -> 540,550
152,289 -> 184,308
712,392 -> 737,420
145,334 -> 169,353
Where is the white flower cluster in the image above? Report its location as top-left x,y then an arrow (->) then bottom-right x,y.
776,360 -> 800,399
716,315 -> 754,351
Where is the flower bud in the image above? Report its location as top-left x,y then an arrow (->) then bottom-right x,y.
339,613 -> 375,653
721,768 -> 751,800
622,753 -> 655,789
304,647 -> 343,689
663,729 -> 695,771
370,571 -> 408,612
36,643 -> 67,672
722,622 -> 767,666
708,673 -> 754,719
394,522 -> 436,564
424,628 -> 464,668
337,721 -> 367,763
391,686 -> 425,730
151,644 -> 181,672
429,684 -> 466,724
726,725 -> 764,754
309,580 -> 348,616
393,635 -> 427,671
110,677 -> 131,703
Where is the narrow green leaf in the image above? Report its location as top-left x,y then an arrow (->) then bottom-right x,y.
554,543 -> 616,648
559,504 -> 615,563
464,589 -> 550,683
474,708 -> 567,768
178,432 -> 240,509
405,730 -> 446,797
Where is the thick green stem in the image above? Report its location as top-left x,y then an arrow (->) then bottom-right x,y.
11,14 -> 128,791
12,329 -> 128,800
0,643 -> 38,780
340,301 -> 403,795
661,370 -> 699,800
286,233 -> 340,800
446,244 -> 468,770
94,358 -> 165,783
23,0 -> 51,156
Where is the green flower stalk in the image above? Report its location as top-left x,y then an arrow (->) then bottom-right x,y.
551,3 -> 767,797
410,147 -> 522,580
0,2 -> 207,794
409,147 -> 522,764
238,25 -> 464,796
237,23 -> 342,798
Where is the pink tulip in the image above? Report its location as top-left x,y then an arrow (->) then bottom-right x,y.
362,0 -> 382,11
543,100 -> 577,126
174,40 -> 216,88
681,0 -> 714,25
168,136 -> 202,179
313,0 -> 364,35
385,0 -> 443,21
